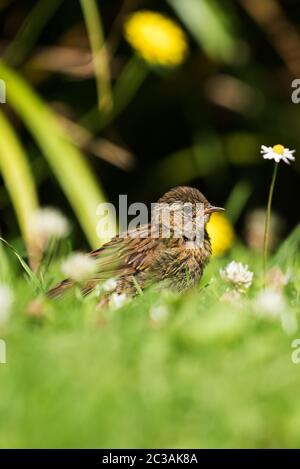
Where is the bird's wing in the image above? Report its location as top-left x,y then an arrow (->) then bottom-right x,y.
48,225 -> 161,298
89,224 -> 162,278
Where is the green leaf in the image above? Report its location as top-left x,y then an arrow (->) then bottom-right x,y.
0,237 -> 10,280
0,110 -> 38,247
225,180 -> 253,223
273,223 -> 300,267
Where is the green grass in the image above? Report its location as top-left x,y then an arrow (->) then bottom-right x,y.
0,244 -> 299,448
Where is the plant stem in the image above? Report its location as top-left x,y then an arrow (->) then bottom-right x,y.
263,162 -> 279,280
80,0 -> 113,115
131,276 -> 143,296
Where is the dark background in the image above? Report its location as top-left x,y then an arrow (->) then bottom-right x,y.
1,0 -> 300,248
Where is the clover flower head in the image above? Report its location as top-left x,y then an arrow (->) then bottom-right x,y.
102,278 -> 117,293
253,289 -> 298,335
220,261 -> 253,292
0,284 -> 13,326
254,289 -> 286,318
149,304 -> 169,323
124,10 -> 188,67
265,267 -> 291,291
220,290 -> 242,304
261,144 -> 295,164
30,207 -> 70,249
109,292 -> 128,310
245,209 -> 284,252
61,253 -> 97,282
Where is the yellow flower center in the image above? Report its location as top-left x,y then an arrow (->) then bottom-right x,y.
272,144 -> 285,155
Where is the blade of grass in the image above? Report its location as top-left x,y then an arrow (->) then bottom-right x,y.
0,110 -> 38,251
0,61 -> 114,247
80,0 -> 113,115
273,223 -> 300,267
131,275 -> 143,296
0,237 -> 10,280
168,0 -> 237,63
0,237 -> 42,290
225,180 -> 252,223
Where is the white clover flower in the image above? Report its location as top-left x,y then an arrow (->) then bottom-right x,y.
0,284 -> 13,326
102,278 -> 117,293
220,290 -> 242,304
254,289 -> 286,318
61,252 -> 98,282
30,207 -> 70,249
220,261 -> 253,293
266,267 -> 292,291
149,304 -> 169,323
261,144 -> 295,164
109,292 -> 128,309
253,289 -> 297,335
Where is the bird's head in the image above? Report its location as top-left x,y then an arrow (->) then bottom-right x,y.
153,186 -> 224,248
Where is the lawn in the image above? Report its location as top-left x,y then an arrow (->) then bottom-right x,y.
0,240 -> 299,449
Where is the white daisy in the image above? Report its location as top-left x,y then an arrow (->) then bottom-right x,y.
261,144 -> 295,164
61,252 -> 97,282
0,284 -> 13,326
109,292 -> 128,309
220,261 -> 253,293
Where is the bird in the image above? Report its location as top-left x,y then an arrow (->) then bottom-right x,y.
48,186 -> 224,301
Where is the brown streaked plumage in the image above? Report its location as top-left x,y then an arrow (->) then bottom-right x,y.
48,186 -> 224,300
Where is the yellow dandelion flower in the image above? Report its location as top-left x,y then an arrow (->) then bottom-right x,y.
207,212 -> 235,256
124,11 -> 188,67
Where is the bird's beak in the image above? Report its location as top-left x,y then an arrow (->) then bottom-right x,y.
205,205 -> 225,215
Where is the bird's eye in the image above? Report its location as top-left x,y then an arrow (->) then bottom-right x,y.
183,234 -> 196,243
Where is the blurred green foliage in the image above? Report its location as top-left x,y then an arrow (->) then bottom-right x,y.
0,242 -> 299,448
0,0 -> 299,252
